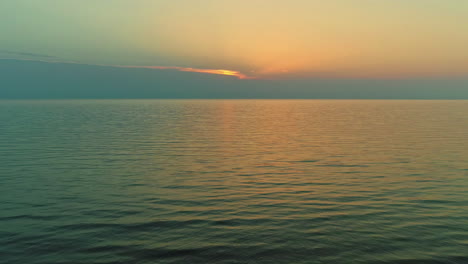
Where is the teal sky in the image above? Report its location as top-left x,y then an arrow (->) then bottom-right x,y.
1,0 -> 468,79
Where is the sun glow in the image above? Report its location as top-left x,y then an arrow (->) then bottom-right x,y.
139,1 -> 468,79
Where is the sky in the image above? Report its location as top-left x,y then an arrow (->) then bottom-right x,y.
1,1 -> 468,99
1,0 -> 467,80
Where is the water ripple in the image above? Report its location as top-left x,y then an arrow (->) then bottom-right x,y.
1,100 -> 468,264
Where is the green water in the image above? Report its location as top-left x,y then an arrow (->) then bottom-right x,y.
1,100 -> 468,264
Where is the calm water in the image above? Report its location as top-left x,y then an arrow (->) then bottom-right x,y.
1,100 -> 468,264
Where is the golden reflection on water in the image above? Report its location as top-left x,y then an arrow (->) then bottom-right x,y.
154,100 -> 468,211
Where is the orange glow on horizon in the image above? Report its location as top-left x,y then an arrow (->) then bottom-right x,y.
114,64 -> 468,80
180,68 -> 250,79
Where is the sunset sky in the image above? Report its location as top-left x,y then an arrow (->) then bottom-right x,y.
1,0 -> 467,80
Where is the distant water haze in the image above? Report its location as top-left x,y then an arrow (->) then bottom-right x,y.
1,59 -> 468,99
1,100 -> 468,263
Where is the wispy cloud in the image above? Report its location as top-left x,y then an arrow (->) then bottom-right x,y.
118,65 -> 251,79
0,57 -> 251,79
0,50 -> 60,59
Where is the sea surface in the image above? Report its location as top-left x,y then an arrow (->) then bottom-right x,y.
1,99 -> 468,264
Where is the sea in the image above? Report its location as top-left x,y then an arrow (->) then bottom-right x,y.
1,99 -> 468,264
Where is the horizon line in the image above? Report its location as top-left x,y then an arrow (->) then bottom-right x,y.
1,58 -> 467,81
